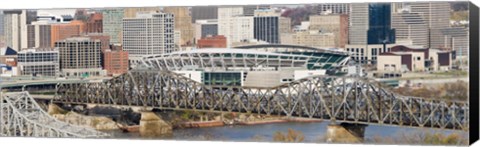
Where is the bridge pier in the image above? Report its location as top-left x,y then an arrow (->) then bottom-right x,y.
139,111 -> 172,137
325,123 -> 367,143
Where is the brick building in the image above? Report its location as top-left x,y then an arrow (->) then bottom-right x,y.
104,45 -> 129,76
84,33 -> 110,52
86,13 -> 103,33
197,35 -> 227,49
50,20 -> 85,47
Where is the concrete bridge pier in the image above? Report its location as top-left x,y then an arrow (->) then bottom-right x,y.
139,111 -> 172,137
325,122 -> 368,143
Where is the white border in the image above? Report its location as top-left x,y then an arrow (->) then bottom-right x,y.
0,0 -> 478,147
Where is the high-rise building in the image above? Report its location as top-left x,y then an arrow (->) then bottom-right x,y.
27,21 -> 52,49
3,10 -> 28,51
230,16 -> 254,46
348,3 -> 369,45
0,11 -> 4,38
191,6 -> 218,23
55,37 -> 103,77
55,37 -> 105,77
194,19 -> 218,43
218,6 -> 249,47
367,3 -> 395,44
103,9 -> 124,45
50,20 -> 85,47
124,7 -> 161,18
391,8 -> 429,47
309,14 -> 349,47
348,3 -> 395,45
104,48 -> 129,76
441,27 -> 469,57
17,49 -> 59,76
123,12 -> 175,58
405,2 -> 450,48
197,35 -> 227,49
315,3 -> 350,14
163,7 -> 195,46
253,9 -> 280,44
86,13 -> 103,33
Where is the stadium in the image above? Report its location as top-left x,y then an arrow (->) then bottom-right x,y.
142,44 -> 352,87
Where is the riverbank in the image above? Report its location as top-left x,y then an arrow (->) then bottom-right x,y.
48,104 -> 322,132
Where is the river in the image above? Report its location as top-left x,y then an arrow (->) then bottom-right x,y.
103,122 -> 468,144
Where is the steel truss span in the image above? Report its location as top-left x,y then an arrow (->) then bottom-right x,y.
0,92 -> 109,138
54,70 -> 469,131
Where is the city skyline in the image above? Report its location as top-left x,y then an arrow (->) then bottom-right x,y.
0,1 -> 475,146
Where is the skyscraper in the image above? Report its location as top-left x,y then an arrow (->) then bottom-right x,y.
391,7 -> 429,47
218,6 -> 246,47
103,9 -> 124,45
3,10 -> 28,51
123,12 -> 175,58
253,9 -> 280,44
367,3 -> 395,44
348,3 -> 396,45
163,7 -> 194,46
27,21 -> 52,49
406,2 -> 450,48
348,3 -> 369,45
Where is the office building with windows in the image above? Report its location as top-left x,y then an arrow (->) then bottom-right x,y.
367,3 -> 396,44
163,7 -> 194,46
253,9 -> 280,44
17,49 -> 59,76
103,9 -> 124,45
55,37 -> 103,77
315,3 -> 350,14
194,19 -> 218,42
3,10 -> 28,51
309,14 -> 349,47
391,8 -> 429,48
122,12 -> 175,59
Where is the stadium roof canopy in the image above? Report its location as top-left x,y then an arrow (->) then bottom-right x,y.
142,47 -> 350,72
